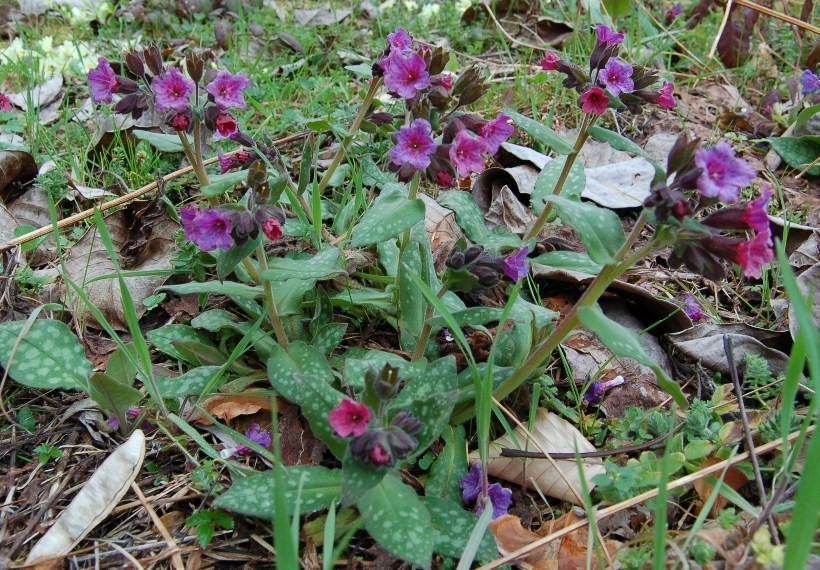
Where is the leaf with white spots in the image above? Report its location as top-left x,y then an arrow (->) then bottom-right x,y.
542,194 -> 625,265
156,365 -> 225,398
214,466 -> 342,517
426,425 -> 468,504
260,246 -> 346,281
341,348 -> 426,390
311,322 -> 347,355
341,449 -> 387,506
437,191 -> 489,242
396,390 -> 458,461
392,356 -> 458,406
422,496 -> 498,561
147,324 -> 218,363
0,319 -> 91,390
578,304 -> 688,408
358,472 -> 433,569
503,109 -> 574,155
350,192 -> 425,247
531,251 -> 603,275
531,155 -> 586,216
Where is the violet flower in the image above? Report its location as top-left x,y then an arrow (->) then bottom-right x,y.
665,3 -> 684,21
801,69 -> 819,94
480,114 -> 514,155
682,294 -> 706,321
583,375 -> 625,404
0,93 -> 11,112
579,86 -> 609,115
382,51 -> 431,99
449,130 -> 485,177
460,463 -> 513,519
328,399 -> 372,438
179,204 -> 235,252
206,70 -> 251,109
387,27 -> 413,52
694,141 -> 756,203
599,58 -> 634,96
390,118 -> 438,170
236,423 -> 272,456
594,24 -> 625,46
88,57 -> 119,104
151,67 -> 194,113
503,247 -> 530,282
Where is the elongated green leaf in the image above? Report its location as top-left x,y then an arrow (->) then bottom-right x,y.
351,193 -> 425,247
427,426 -> 468,504
147,324 -> 217,362
312,323 -> 347,356
261,246 -> 345,281
358,473 -> 433,568
0,320 -> 92,390
88,372 -> 142,416
437,191 -> 488,241
160,281 -> 263,299
341,450 -> 387,506
503,109 -> 574,154
766,136 -> 820,176
132,129 -> 185,152
214,235 -> 261,281
531,251 -> 603,275
543,194 -> 625,264
201,170 -> 247,197
156,365 -> 225,398
531,155 -> 586,215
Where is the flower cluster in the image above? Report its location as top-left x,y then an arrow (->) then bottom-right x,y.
327,365 -> 423,468
443,244 -> 531,293
87,46 -> 251,141
460,463 -> 512,519
540,25 -> 676,116
180,203 -> 284,252
644,134 -> 773,279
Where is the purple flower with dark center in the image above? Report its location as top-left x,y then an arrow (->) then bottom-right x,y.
179,204 -> 235,251
734,230 -> 774,278
0,93 -> 11,112
382,51 -> 431,99
801,69 -> 819,94
583,375 -> 625,404
206,70 -> 251,109
387,27 -> 413,52
599,58 -> 634,96
88,57 -> 119,104
480,114 -> 514,155
151,67 -> 194,112
694,141 -> 756,203
449,130 -> 485,177
594,24 -> 624,46
236,423 -> 272,455
390,118 -> 437,170
460,463 -> 512,519
503,247 -> 530,282
540,51 -> 561,71
579,86 -> 609,115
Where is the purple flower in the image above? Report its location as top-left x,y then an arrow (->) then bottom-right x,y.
151,67 -> 194,113
0,93 -> 11,112
702,187 -> 772,232
540,51 -> 561,71
179,204 -> 235,251
480,114 -> 514,155
503,247 -> 530,282
665,3 -> 684,21
460,463 -> 513,520
170,109 -> 192,132
206,70 -> 251,109
599,58 -> 634,96
682,294 -> 706,321
694,141 -> 756,203
382,51 -> 431,99
594,24 -> 624,46
801,69 -> 819,94
88,57 -> 119,104
449,130 -> 485,177
236,424 -> 272,455
390,118 -> 437,170
213,112 -> 239,141
583,375 -> 625,404
734,230 -> 774,278
387,27 -> 413,52
579,86 -> 609,115
328,399 -> 372,438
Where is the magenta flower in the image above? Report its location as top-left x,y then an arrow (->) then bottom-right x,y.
656,81 -> 676,109
702,188 -> 772,232
801,69 -> 819,94
387,27 -> 413,52
449,130 -> 485,177
594,24 -> 624,46
179,204 -> 235,251
460,463 -> 513,519
0,93 -> 11,112
503,247 -> 530,282
328,399 -> 372,438
151,67 -> 194,112
694,141 -> 756,203
88,57 -> 119,104
170,109 -> 192,132
579,86 -> 609,115
734,230 -> 774,278
665,3 -> 684,21
480,114 -> 514,155
382,51 -> 431,99
583,375 -> 625,404
213,112 -> 239,141
390,118 -> 437,170
206,70 -> 251,109
236,423 -> 272,455
599,58 -> 634,96
439,74 -> 453,90
369,440 -> 392,466
261,218 -> 282,241
682,294 -> 706,321
540,51 -> 561,71
218,150 -> 251,174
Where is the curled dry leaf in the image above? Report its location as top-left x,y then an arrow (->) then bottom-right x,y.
25,430 -> 145,565
693,456 -> 749,517
469,409 -> 606,505
190,392 -> 276,425
420,193 -> 462,271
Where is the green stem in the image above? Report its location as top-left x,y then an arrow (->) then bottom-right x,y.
521,114 -> 596,242
411,283 -> 450,361
178,131 -> 210,189
243,250 -> 289,349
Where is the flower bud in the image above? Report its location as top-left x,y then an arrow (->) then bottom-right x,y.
391,411 -> 422,435
186,51 -> 205,84
124,51 -> 145,77
143,44 -> 163,76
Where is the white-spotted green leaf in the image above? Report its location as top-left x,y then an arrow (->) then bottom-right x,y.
766,136 -> 820,176
531,251 -> 603,275
341,450 -> 388,506
426,300 -> 556,331
422,496 -> 498,561
156,365 -> 224,398
578,304 -> 688,408
427,426 -> 468,504
214,235 -> 261,281
261,247 -> 345,281
351,192 -> 425,247
147,325 -> 217,362
393,356 -> 458,405
358,472 -> 433,568
503,109 -> 574,155
587,126 -> 665,181
329,287 -> 394,312
543,194 -> 625,264
531,155 -> 586,216
400,391 -> 458,461
437,191 -> 488,241
312,323 -> 348,356
0,320 -> 92,390
159,281 -> 263,299
191,310 -> 276,359
214,466 -> 341,517
399,247 -> 426,349
341,348 -> 426,389
377,239 -> 400,277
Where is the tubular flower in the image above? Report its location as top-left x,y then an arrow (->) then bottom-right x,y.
87,57 -> 119,103
694,141 -> 756,203
579,86 -> 609,115
594,24 -> 624,46
328,399 -> 372,438
734,230 -> 774,278
0,93 -> 11,112
449,130 -> 485,177
480,114 -> 514,155
503,247 -> 530,282
540,51 -> 561,71
206,70 -> 251,109
179,204 -> 235,252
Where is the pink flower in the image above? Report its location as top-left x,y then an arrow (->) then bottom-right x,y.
694,141 -> 756,203
594,24 -> 624,46
218,150 -> 251,173
503,247 -> 530,282
439,74 -> 453,90
206,70 -> 251,109
656,81 -> 676,109
213,112 -> 239,140
382,51 -> 431,99
540,51 -> 561,71
390,118 -> 437,170
449,130 -> 485,177
435,169 -> 456,188
734,230 -> 773,278
328,399 -> 372,438
702,188 -> 772,232
387,27 -> 413,52
151,67 -> 194,112
599,57 -> 634,96
179,204 -> 235,251
579,86 -> 609,115
480,114 -> 514,155
369,442 -> 392,466
0,93 -> 11,112
170,110 -> 191,132
88,57 -> 119,104
261,218 -> 282,241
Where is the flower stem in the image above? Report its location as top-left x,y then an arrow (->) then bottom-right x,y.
178,131 -> 210,189
243,249 -> 290,349
411,283 -> 450,361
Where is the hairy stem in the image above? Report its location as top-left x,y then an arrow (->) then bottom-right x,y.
243,250 -> 290,349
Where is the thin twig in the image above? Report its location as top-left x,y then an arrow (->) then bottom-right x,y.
130,482 -> 185,570
709,0 -> 735,59
733,0 -> 820,34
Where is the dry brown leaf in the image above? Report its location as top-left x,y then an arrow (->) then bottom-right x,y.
420,194 -> 462,271
485,184 -> 536,234
294,6 -> 351,26
490,515 -> 560,570
469,409 -> 606,505
693,456 -> 750,517
193,393 -> 275,425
